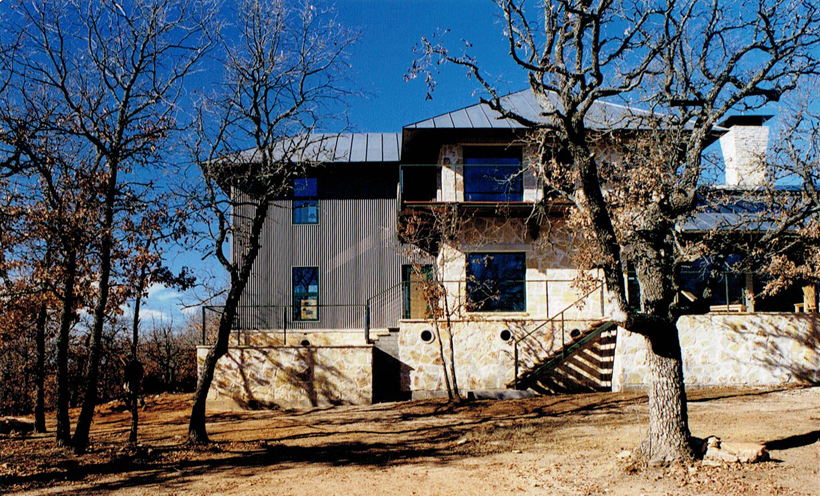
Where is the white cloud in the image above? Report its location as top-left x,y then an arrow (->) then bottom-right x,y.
138,308 -> 168,323
146,283 -> 182,303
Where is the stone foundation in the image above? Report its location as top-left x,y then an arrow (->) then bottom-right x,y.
199,345 -> 373,410
612,313 -> 820,390
228,329 -> 370,347
399,318 -> 603,393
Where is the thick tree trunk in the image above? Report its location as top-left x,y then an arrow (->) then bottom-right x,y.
188,200 -> 270,444
73,162 -> 119,455
632,240 -> 694,463
55,249 -> 78,446
640,325 -> 694,463
34,301 -> 48,433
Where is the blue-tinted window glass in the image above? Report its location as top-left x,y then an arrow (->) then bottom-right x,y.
293,267 -> 319,321
466,253 -> 526,312
293,199 -> 318,224
464,158 -> 523,202
294,178 -> 317,197
293,178 -> 318,224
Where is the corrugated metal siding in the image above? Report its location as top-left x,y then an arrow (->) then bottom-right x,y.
234,180 -> 407,332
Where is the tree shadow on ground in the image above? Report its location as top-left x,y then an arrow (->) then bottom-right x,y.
687,387 -> 790,403
764,429 -> 820,451
0,392 -> 650,493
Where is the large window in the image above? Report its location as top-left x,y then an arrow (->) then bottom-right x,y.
466,252 -> 526,312
293,267 -> 319,321
293,178 -> 318,224
463,147 -> 523,202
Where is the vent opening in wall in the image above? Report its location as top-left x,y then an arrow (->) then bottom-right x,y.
300,339 -> 311,346
420,330 -> 434,343
500,329 -> 512,342
569,329 -> 581,339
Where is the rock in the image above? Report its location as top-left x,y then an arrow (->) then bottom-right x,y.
0,417 -> 34,436
616,450 -> 633,460
704,444 -> 740,463
719,442 -> 769,463
703,440 -> 769,464
455,437 -> 468,446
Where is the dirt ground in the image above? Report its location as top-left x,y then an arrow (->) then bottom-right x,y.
1,387 -> 819,496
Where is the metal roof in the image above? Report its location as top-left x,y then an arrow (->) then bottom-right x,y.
404,88 -> 666,130
238,132 -> 402,164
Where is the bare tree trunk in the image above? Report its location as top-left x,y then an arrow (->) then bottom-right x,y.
189,200 -> 270,444
641,327 -> 693,463
34,301 -> 48,433
73,161 -> 119,455
129,264 -> 147,445
442,292 -> 460,401
431,318 -> 453,400
632,241 -> 694,463
55,248 -> 77,446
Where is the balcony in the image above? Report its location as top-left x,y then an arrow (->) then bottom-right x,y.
399,164 -> 545,215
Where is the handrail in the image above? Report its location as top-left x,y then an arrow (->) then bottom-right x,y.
515,321 -> 617,390
514,281 -> 605,346
513,281 -> 606,388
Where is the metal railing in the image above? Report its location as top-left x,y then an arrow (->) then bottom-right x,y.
199,278 -> 607,352
201,303 -> 369,346
513,282 -> 606,388
397,278 -> 605,321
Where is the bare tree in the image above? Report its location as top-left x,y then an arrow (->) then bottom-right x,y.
186,0 -> 356,444
411,0 -> 820,462
1,0 -> 214,453
400,205 -> 468,401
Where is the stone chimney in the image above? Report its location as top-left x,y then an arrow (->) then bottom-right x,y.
719,115 -> 772,188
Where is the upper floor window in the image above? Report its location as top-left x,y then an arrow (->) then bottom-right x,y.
293,177 -> 318,224
463,147 -> 523,202
466,252 -> 526,312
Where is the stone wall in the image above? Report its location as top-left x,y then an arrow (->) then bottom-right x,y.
199,345 -> 373,410
436,216 -> 607,321
612,313 -> 820,390
399,317 -> 603,393
228,329 -> 369,347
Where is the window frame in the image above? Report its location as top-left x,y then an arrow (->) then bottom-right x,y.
463,147 -> 524,203
465,252 -> 527,313
292,266 -> 320,322
292,177 -> 319,225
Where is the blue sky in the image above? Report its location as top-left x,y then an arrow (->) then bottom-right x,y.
325,0 -> 524,131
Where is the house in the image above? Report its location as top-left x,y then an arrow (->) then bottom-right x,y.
199,89 -> 820,410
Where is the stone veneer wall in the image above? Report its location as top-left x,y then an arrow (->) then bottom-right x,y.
399,318 -> 603,393
199,345 -> 373,410
437,216 -> 607,321
228,329 -> 369,347
612,313 -> 820,390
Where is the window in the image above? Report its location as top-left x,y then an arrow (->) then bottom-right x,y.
402,264 -> 433,319
466,252 -> 526,312
293,267 -> 319,321
463,147 -> 523,202
293,178 -> 318,224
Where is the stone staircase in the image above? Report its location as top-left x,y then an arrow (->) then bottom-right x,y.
510,320 -> 618,393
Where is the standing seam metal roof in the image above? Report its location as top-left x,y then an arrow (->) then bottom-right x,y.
239,132 -> 402,164
404,88 -> 657,130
